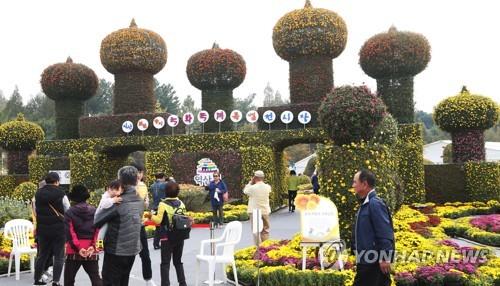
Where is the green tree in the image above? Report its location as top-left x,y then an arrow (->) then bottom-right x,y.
485,123 -> 500,141
154,80 -> 180,114
0,90 -> 6,111
85,79 -> 113,115
180,95 -> 201,133
234,93 -> 257,131
1,86 -> 25,122
25,93 -> 56,139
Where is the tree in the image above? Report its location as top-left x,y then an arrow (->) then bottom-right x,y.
1,86 -> 25,122
234,93 -> 256,115
263,82 -> 274,107
25,93 -> 56,139
0,90 -> 6,112
85,79 -> 113,115
180,95 -> 198,114
154,79 -> 180,114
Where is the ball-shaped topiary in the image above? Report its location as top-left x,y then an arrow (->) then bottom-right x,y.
0,113 -> 45,151
434,86 -> 499,132
186,43 -> 246,90
359,26 -> 431,79
318,85 -> 387,146
372,114 -> 399,145
12,182 -> 38,202
100,19 -> 167,74
272,0 -> 347,61
41,57 -> 98,100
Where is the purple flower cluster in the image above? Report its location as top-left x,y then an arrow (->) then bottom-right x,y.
470,214 -> 500,233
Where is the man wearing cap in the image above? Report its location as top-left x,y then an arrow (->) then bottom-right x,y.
243,170 -> 272,244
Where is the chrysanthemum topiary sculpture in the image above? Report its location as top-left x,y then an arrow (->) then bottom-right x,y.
100,19 -> 167,114
186,43 -> 246,132
359,26 -> 431,123
434,86 -> 499,163
273,0 -> 347,103
41,57 -> 98,139
0,113 -> 45,174
318,85 -> 387,146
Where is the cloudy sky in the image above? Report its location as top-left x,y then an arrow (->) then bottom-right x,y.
0,0 -> 498,112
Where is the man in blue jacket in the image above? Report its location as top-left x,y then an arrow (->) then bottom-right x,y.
351,169 -> 394,286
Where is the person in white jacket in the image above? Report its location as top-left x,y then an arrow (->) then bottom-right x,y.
243,170 -> 271,245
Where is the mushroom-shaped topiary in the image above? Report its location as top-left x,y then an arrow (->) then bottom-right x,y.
434,86 -> 499,163
359,26 -> 431,124
12,182 -> 38,202
0,113 -> 45,151
0,114 -> 45,174
41,57 -> 98,139
100,19 -> 167,74
359,26 -> 431,79
318,85 -> 387,146
186,43 -> 246,90
273,0 -> 347,61
272,0 -> 348,104
186,43 -> 246,132
41,57 -> 98,101
100,19 -> 167,114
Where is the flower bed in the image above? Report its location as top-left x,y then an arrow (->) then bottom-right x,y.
228,200 -> 500,286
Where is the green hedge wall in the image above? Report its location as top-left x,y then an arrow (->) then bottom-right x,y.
317,142 -> 398,245
145,151 -> 173,184
79,112 -> 186,138
424,164 -> 466,203
396,123 -> 425,204
54,99 -> 85,139
465,162 -> 500,202
29,156 -> 69,184
0,175 -> 16,198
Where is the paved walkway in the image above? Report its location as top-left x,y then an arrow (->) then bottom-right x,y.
0,209 -> 300,286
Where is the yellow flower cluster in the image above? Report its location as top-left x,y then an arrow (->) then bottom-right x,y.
464,162 -> 500,202
434,87 -> 499,132
272,1 -> 347,61
100,19 -> 167,74
0,113 -> 45,151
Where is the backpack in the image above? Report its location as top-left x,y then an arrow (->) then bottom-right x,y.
163,202 -> 192,241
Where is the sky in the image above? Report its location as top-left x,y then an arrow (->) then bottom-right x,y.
0,0 -> 499,112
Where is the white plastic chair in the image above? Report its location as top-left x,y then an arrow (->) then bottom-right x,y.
3,219 -> 37,280
195,221 -> 242,286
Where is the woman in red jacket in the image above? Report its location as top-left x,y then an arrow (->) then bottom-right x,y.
64,185 -> 102,286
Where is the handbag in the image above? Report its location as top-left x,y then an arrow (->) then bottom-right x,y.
223,192 -> 229,203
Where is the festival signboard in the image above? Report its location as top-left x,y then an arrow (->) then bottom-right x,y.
295,194 -> 340,242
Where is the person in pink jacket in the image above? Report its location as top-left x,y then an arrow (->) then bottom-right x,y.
64,185 -> 102,286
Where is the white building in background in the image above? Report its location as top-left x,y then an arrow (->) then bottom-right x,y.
423,140 -> 500,164
289,154 -> 316,175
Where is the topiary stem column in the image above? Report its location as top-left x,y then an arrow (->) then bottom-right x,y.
377,77 -> 414,123
7,150 -> 32,175
55,99 -> 85,139
201,89 -> 234,132
289,56 -> 333,103
451,130 -> 485,163
113,72 -> 155,114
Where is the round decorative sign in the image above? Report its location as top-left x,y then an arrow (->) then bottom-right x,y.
197,110 -> 209,123
262,110 -> 276,124
230,110 -> 243,123
280,110 -> 294,124
122,121 -> 133,133
153,116 -> 165,129
137,119 -> 149,131
298,111 -> 312,125
183,112 -> 195,125
246,110 -> 259,123
214,110 -> 227,123
167,115 -> 179,127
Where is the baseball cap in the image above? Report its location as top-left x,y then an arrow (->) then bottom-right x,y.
254,170 -> 265,178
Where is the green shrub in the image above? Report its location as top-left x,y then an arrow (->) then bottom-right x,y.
0,114 -> 44,151
0,175 -> 16,198
0,198 -> 31,227
88,188 -> 105,207
298,183 -> 313,191
442,144 -> 452,164
178,185 -> 207,212
12,182 -> 37,203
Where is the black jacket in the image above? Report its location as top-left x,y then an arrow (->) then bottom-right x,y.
35,184 -> 66,237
